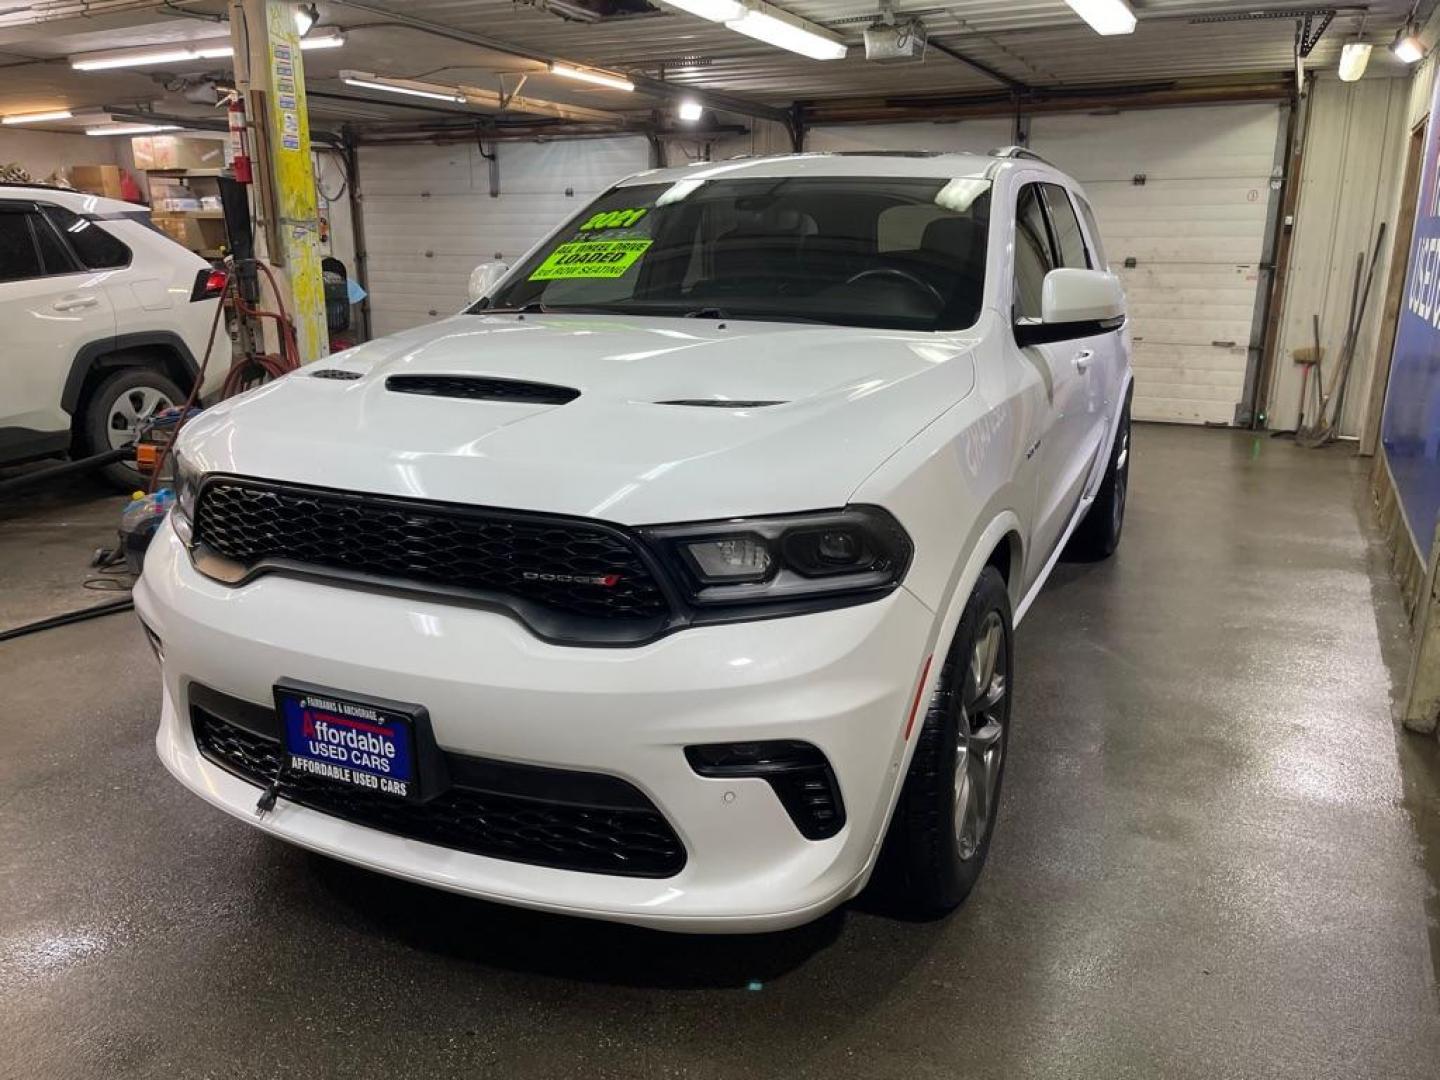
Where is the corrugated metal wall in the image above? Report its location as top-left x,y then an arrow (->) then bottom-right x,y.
1269,78 -> 1411,438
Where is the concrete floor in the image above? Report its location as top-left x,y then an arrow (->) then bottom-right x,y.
2,425 -> 1438,1079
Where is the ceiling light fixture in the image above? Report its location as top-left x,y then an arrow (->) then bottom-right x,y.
295,3 -> 319,37
1391,23 -> 1426,63
340,71 -> 466,103
300,30 -> 345,51
724,4 -> 847,60
1062,0 -> 1136,36
677,100 -> 703,121
2,109 -> 74,125
72,47 -> 196,71
548,62 -> 636,91
662,0 -> 746,20
1338,40 -> 1372,80
70,30 -> 343,71
86,123 -> 181,136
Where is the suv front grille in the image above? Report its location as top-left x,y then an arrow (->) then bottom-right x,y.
192,479 -> 670,627
191,698 -> 686,878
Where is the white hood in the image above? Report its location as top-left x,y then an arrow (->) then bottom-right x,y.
182,313 -> 980,524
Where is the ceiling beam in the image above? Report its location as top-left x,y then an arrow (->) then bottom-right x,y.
330,0 -> 793,126
105,105 -> 343,146
801,79 -> 1294,126
928,39 -> 1029,93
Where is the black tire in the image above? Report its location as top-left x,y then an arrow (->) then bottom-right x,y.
1066,396 -> 1131,562
882,566 -> 1013,914
81,368 -> 184,491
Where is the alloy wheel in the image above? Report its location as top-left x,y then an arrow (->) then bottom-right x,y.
107,386 -> 174,451
954,610 -> 1007,861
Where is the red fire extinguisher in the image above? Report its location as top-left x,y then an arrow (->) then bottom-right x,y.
227,94 -> 253,184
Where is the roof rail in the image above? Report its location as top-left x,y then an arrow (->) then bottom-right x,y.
988,146 -> 1054,166
0,181 -> 78,194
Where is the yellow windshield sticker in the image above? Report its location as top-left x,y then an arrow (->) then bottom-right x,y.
529,238 -> 652,280
579,207 -> 648,231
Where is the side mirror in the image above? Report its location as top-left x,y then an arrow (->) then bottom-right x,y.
468,260 -> 510,304
1015,268 -> 1125,346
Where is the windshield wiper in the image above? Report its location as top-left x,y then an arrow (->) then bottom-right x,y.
681,308 -> 832,325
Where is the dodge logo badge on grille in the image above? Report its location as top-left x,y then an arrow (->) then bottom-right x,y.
523,571 -> 622,587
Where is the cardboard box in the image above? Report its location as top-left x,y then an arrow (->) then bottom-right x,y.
152,212 -> 227,255
68,164 -> 125,199
131,135 -> 225,171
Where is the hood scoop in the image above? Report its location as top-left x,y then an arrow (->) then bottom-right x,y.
657,399 -> 786,408
310,368 -> 362,381
386,374 -> 580,405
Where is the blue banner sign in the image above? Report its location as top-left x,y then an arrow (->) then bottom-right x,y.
1383,74 -> 1440,555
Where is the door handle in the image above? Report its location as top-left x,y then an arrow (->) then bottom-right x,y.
1072,349 -> 1094,373
52,296 -> 99,312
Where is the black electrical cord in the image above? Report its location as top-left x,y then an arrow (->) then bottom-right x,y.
0,598 -> 134,644
0,445 -> 135,498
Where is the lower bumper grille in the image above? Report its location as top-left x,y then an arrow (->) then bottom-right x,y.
190,692 -> 686,878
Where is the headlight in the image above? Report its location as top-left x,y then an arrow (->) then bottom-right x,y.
643,506 -> 912,609
170,445 -> 201,546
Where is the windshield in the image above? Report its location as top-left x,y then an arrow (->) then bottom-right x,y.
479,175 -> 992,331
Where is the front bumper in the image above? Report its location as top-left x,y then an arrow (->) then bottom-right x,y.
137,520 -> 936,933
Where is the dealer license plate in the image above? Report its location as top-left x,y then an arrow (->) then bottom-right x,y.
276,683 -> 418,800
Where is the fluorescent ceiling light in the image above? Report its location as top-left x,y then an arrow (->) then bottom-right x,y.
548,62 -> 635,91
2,109 -> 74,125
70,31 -> 343,71
341,72 -> 466,103
663,0 -> 745,20
1338,41 -> 1372,81
301,30 -> 345,51
725,6 -> 847,61
677,100 -> 703,121
72,47 -> 195,70
1062,0 -> 1136,36
1391,25 -> 1426,63
86,123 -> 180,136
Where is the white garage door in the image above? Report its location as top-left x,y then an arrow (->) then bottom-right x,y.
358,137 -> 651,337
808,106 -> 1283,424
1029,105 -> 1283,424
806,119 -> 1015,155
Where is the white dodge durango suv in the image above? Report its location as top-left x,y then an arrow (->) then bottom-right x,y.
138,150 -> 1132,932
0,185 -> 229,486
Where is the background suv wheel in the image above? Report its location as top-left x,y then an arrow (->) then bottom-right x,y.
82,367 -> 183,490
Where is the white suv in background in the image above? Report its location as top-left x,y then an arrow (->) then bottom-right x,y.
0,185 -> 229,486
140,150 -> 1131,932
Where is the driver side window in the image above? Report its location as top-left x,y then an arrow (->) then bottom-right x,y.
1013,184 -> 1055,321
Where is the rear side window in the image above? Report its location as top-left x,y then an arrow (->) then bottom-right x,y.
1041,184 -> 1091,269
32,213 -> 78,275
42,205 -> 131,270
0,211 -> 41,282
1074,194 -> 1108,271
1013,184 -> 1054,321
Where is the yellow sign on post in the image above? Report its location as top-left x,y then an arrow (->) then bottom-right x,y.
259,0 -> 326,363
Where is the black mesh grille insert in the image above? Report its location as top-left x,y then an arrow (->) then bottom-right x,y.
386,374 -> 579,404
192,479 -> 669,622
191,704 -> 686,877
